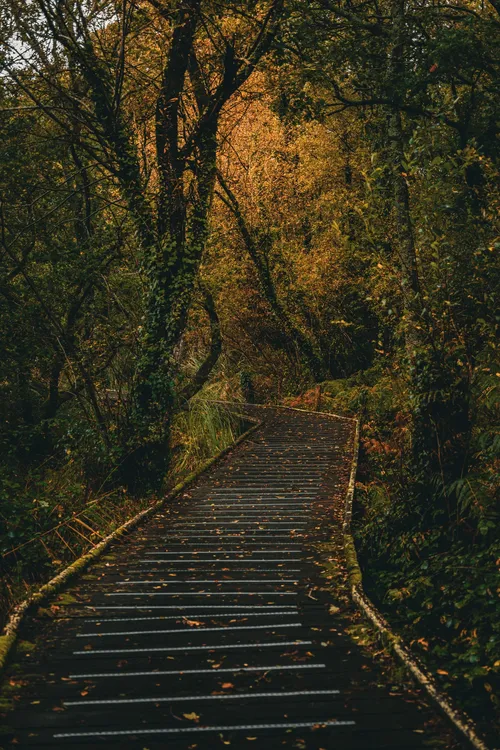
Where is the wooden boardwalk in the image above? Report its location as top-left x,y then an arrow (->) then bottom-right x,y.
2,407 -> 462,749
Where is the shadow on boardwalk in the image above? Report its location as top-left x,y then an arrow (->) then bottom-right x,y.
1,406 -> 463,749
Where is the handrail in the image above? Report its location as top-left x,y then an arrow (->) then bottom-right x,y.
0,416 -> 262,673
2,494 -> 119,559
342,418 -> 493,750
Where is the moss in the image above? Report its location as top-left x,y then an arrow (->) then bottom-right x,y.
320,552 -> 342,578
36,607 -> 55,619
56,593 -> 77,605
380,627 -> 402,650
16,641 -> 36,656
0,634 -> 16,672
0,680 -> 19,713
344,534 -> 363,586
81,574 -> 99,580
1,681 -> 19,698
345,622 -> 377,647
322,558 -> 341,576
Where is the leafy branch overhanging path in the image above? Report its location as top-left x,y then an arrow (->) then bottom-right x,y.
3,406 -> 462,749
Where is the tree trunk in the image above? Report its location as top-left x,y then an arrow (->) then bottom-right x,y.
385,0 -> 436,498
386,0 -> 425,355
31,0 -> 285,491
387,108 -> 425,353
128,121 -> 219,490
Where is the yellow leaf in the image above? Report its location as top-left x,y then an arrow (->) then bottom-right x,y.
183,712 -> 200,723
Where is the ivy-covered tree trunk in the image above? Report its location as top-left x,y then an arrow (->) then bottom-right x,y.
129,123 -> 219,489
386,0 -> 437,502
26,0 -> 284,491
387,108 -> 424,353
120,3 -> 284,490
385,4 -> 473,514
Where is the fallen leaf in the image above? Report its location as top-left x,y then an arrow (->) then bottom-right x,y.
183,618 -> 203,627
183,712 -> 200,723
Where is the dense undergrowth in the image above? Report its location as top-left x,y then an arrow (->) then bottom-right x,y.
313,368 -> 500,737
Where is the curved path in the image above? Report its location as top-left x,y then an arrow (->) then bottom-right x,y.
2,407 -> 461,749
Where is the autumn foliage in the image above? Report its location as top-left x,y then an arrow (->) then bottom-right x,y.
0,0 -> 498,736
